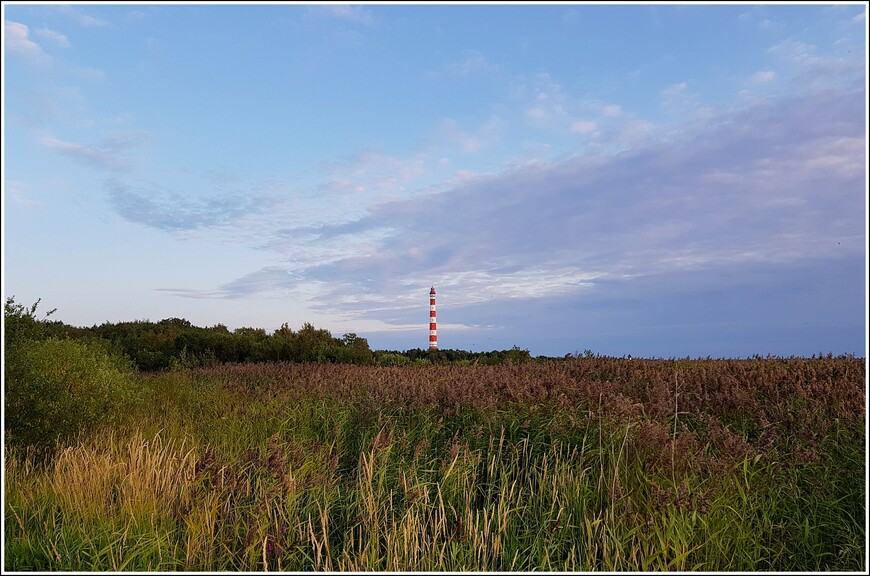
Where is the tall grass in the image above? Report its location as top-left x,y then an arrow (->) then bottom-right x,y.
4,357 -> 866,571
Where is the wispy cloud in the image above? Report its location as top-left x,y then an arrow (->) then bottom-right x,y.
737,8 -> 780,31
514,72 -> 569,128
434,118 -> 501,154
34,27 -> 70,48
124,10 -> 146,22
602,104 -> 622,117
106,179 -> 276,233
72,66 -> 106,81
5,180 -> 47,209
309,4 -> 375,25
769,38 -> 821,66
54,5 -> 110,28
660,81 -> 702,118
769,37 -> 864,91
40,132 -> 149,172
751,70 -> 776,83
159,266 -> 300,300
450,50 -> 492,76
321,150 -> 429,196
571,120 -> 597,135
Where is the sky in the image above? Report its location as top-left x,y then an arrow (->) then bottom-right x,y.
2,1 -> 867,358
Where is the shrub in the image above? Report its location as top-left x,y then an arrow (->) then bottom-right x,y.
377,352 -> 411,367
4,338 -> 141,454
4,296 -> 55,347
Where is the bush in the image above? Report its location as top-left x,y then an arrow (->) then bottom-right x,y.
4,338 -> 141,454
377,352 -> 412,367
4,296 -> 55,347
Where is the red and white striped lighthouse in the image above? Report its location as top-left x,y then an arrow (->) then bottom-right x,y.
428,286 -> 438,351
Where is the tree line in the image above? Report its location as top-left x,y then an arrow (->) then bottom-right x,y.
5,297 -> 537,372
43,317 -> 375,371
376,346 -> 533,366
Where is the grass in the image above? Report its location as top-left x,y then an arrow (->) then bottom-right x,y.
4,356 -> 866,571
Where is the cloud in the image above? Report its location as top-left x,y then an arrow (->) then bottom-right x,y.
5,180 -> 47,208
571,120 -> 597,134
5,21 -> 44,55
524,107 -> 547,123
72,66 -> 106,81
737,8 -> 780,32
34,27 -> 70,48
76,13 -> 109,27
768,38 -> 864,92
310,4 -> 375,25
450,50 -> 492,76
159,267 -> 300,300
752,70 -> 776,83
40,132 -> 150,172
106,180 -> 275,232
434,117 -> 501,154
54,5 -> 110,27
602,104 -> 622,117
207,86 -> 865,342
516,72 -> 569,128
769,38 -> 820,66
314,150 -> 431,223
660,82 -> 699,116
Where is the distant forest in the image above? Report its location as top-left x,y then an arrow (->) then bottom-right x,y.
5,297 -> 536,371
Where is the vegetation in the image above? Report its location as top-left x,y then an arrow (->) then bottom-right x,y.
84,319 -> 377,370
3,298 -> 866,571
19,297 -> 533,371
375,345 -> 533,366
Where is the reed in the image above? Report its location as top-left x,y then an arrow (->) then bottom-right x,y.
4,356 -> 865,571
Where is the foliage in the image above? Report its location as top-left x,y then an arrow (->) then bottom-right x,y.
6,297 -> 536,372
87,319 -> 375,370
377,352 -> 412,367
375,346 -> 532,366
4,356 -> 865,571
4,297 -> 864,569
4,337 -> 141,455
5,297 -> 140,454
4,296 -> 56,347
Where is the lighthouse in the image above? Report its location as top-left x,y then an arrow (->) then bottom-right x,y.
429,286 -> 438,351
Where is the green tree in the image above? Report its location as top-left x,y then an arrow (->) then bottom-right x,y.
294,322 -> 335,362
505,345 -> 531,364
337,333 -> 375,365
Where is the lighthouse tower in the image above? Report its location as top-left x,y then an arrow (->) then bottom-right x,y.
429,286 -> 438,351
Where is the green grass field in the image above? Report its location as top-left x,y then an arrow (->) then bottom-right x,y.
4,356 -> 866,571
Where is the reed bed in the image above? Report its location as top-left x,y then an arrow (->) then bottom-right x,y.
4,356 -> 866,571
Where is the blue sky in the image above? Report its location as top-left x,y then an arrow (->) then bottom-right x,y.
3,2 -> 867,358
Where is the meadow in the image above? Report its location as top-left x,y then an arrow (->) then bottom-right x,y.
3,352 -> 866,572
